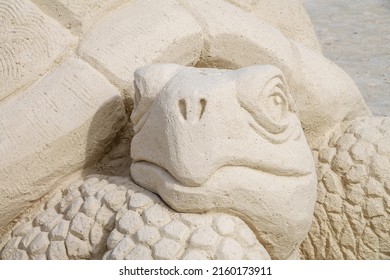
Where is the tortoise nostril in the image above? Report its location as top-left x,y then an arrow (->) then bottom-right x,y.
199,98 -> 206,119
179,99 -> 187,120
178,98 -> 207,121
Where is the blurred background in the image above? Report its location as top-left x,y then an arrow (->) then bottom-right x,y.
303,0 -> 390,116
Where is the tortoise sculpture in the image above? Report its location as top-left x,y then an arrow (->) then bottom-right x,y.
0,0 -> 389,259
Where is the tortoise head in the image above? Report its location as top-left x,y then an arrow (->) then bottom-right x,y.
130,64 -> 317,259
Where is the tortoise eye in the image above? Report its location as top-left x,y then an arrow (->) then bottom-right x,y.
249,76 -> 290,135
266,87 -> 288,123
236,72 -> 298,143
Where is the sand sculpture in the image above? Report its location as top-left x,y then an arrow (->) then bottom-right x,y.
0,0 -> 388,260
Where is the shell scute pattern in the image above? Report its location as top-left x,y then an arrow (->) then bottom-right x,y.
0,175 -> 270,260
301,117 -> 390,260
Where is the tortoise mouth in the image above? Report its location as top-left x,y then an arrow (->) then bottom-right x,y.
132,160 -> 195,188
131,160 -> 312,190
131,160 -> 312,192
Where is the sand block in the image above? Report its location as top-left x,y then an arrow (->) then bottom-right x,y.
0,57 -> 126,228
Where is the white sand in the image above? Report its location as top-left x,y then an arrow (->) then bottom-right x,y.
304,0 -> 390,116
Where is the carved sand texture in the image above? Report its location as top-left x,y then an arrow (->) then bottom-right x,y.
301,117 -> 390,259
0,0 -> 75,101
0,175 -> 270,260
0,0 -> 357,229
0,0 -> 388,260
